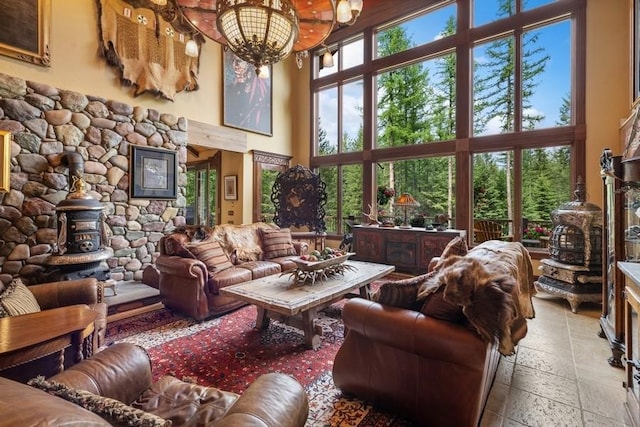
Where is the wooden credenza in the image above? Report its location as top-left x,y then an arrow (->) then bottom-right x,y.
352,225 -> 466,275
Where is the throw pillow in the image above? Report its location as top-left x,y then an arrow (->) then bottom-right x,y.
0,278 -> 41,317
419,286 -> 466,323
431,236 -> 468,271
162,233 -> 191,257
260,228 -> 297,259
372,273 -> 434,310
185,240 -> 234,273
28,376 -> 171,427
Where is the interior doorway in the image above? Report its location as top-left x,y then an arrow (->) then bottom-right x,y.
185,152 -> 221,226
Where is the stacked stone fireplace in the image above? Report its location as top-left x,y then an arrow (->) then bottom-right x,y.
534,180 -> 603,313
44,153 -> 112,282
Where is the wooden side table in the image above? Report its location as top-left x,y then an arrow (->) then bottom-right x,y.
0,305 -> 97,382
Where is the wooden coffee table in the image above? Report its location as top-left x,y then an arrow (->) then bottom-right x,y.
220,260 -> 394,349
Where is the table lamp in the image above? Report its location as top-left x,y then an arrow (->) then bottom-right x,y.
394,193 -> 420,228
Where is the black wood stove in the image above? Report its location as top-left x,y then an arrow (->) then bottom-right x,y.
44,152 -> 112,282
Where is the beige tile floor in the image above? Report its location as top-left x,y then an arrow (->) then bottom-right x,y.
480,291 -> 632,427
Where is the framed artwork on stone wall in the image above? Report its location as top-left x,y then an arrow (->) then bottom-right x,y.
0,0 -> 51,66
130,146 -> 177,199
0,130 -> 9,192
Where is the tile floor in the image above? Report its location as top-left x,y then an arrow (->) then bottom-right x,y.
480,292 -> 631,427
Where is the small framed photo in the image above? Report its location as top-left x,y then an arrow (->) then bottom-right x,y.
224,175 -> 238,200
130,146 -> 177,199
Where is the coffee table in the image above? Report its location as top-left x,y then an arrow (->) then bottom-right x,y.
220,260 -> 394,349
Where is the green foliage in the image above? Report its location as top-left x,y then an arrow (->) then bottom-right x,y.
314,4 -> 566,232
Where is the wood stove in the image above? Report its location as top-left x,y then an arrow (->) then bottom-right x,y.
44,153 -> 112,282
534,179 -> 603,313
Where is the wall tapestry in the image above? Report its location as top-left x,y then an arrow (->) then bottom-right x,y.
96,0 -> 201,101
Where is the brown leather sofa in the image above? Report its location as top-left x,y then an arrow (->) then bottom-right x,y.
332,240 -> 535,427
332,298 -> 500,427
0,342 -> 309,426
156,223 -> 308,320
0,277 -> 107,383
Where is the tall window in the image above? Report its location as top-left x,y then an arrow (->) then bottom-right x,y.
310,0 -> 584,252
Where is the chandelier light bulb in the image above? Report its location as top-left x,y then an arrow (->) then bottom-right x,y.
349,0 -> 363,13
322,49 -> 334,68
185,39 -> 199,57
257,65 -> 270,79
336,0 -> 352,23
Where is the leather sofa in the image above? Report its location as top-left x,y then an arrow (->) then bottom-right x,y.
332,240 -> 535,427
333,298 -> 500,427
0,277 -> 107,383
0,342 -> 309,426
156,223 -> 308,320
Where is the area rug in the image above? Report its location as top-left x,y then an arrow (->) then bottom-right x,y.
105,273 -> 414,426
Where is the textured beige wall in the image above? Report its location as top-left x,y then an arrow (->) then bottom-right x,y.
0,0 -> 297,221
585,0 -> 631,208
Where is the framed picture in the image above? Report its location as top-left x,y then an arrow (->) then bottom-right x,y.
222,49 -> 272,136
224,175 -> 238,200
0,0 -> 51,66
130,146 -> 177,199
0,130 -> 10,192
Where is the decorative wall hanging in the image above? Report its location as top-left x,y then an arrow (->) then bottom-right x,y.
223,49 -> 273,136
0,0 -> 51,66
96,0 -> 202,100
224,175 -> 237,201
130,146 -> 177,199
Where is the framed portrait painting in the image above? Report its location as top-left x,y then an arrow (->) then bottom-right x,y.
0,0 -> 51,66
222,49 -> 273,136
130,146 -> 177,199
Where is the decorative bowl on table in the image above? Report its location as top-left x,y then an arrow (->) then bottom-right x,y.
287,250 -> 356,285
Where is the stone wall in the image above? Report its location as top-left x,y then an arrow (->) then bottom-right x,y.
0,72 -> 187,284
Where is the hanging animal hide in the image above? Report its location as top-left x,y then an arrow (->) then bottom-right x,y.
96,0 -> 200,101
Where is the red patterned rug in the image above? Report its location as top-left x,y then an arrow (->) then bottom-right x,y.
105,273 -> 414,426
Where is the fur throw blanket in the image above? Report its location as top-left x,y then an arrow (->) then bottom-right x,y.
419,241 -> 536,355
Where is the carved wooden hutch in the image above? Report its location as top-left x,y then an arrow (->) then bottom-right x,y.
352,226 -> 466,275
600,150 -> 626,367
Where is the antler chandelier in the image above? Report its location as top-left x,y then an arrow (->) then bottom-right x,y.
176,0 -> 363,73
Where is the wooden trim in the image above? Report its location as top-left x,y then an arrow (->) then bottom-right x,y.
187,119 -> 247,153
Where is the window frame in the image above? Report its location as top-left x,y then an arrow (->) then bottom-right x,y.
309,0 -> 586,252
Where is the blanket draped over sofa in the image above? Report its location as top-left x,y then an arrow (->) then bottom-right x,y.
332,238 -> 536,427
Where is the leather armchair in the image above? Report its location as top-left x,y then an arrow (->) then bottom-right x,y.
0,278 -> 107,383
332,297 -> 500,427
0,342 -> 309,426
29,277 -> 107,352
